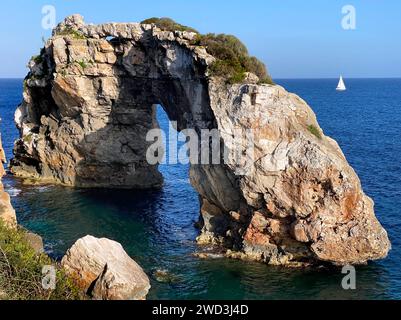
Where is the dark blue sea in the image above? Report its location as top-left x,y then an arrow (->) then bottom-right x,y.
0,78 -> 400,300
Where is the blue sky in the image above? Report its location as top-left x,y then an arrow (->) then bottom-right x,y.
0,0 -> 400,78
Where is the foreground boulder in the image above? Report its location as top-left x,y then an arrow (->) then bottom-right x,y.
12,14 -> 390,266
62,236 -> 150,300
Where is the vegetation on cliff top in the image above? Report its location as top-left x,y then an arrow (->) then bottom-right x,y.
141,17 -> 199,33
141,17 -> 273,85
55,26 -> 87,40
0,221 -> 82,300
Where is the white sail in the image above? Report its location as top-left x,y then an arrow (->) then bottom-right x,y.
336,76 -> 346,91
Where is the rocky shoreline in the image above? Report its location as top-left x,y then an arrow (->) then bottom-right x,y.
0,137 -> 17,228
1,133 -> 151,300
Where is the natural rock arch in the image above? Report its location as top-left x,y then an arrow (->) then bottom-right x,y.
11,15 -> 390,266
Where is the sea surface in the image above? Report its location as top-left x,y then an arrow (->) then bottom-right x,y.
0,78 -> 400,300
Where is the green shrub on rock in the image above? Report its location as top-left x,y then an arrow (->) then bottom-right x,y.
243,56 -> 273,84
141,17 -> 198,33
31,55 -> 43,65
141,18 -> 274,85
55,27 -> 87,40
307,125 -> 323,139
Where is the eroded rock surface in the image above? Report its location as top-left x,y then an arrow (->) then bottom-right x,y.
62,235 -> 151,300
12,15 -> 390,265
0,134 -> 16,227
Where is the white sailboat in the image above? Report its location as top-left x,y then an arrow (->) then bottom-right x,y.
336,75 -> 346,91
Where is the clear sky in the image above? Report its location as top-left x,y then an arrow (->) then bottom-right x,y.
0,0 -> 400,79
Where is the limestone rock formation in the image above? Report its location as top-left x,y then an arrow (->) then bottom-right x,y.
62,235 -> 151,300
12,15 -> 390,266
0,134 -> 17,227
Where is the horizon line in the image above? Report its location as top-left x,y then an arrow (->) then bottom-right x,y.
1,76 -> 401,80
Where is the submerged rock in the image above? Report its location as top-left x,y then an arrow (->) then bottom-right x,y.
12,15 -> 390,266
61,235 -> 151,300
152,269 -> 179,284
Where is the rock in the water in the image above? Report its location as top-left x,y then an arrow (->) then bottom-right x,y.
152,269 -> 179,284
61,235 -> 151,300
12,14 -> 391,266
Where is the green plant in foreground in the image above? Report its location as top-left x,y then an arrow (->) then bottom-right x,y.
307,125 -> 322,139
0,221 -> 83,300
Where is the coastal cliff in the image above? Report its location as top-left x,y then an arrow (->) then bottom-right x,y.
0,135 -> 16,227
11,15 -> 391,266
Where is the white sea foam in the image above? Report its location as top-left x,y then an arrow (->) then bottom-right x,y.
36,186 -> 50,192
6,187 -> 21,197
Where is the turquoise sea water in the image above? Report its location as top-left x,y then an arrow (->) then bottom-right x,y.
0,78 -> 400,300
